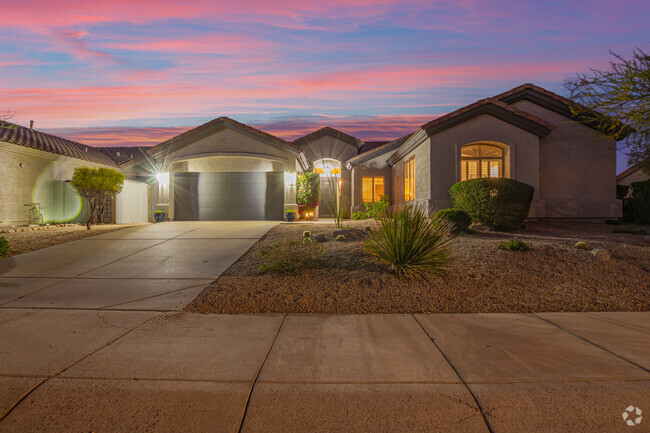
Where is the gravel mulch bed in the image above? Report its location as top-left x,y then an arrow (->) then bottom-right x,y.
0,224 -> 141,257
187,220 -> 650,314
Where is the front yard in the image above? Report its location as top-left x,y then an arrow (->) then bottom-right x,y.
187,220 -> 650,314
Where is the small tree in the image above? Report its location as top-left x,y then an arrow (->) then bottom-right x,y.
564,49 -> 650,173
319,165 -> 345,228
70,167 -> 125,229
296,171 -> 319,219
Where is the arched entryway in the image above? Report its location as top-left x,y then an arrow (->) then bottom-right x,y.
313,158 -> 341,218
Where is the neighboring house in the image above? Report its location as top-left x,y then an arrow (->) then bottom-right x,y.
617,158 -> 649,187
0,122 -> 149,225
0,83 -> 628,224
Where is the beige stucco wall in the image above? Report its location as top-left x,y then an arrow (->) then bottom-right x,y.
391,137 -> 431,208
350,152 -> 392,212
512,100 -> 621,218
0,141 -> 115,225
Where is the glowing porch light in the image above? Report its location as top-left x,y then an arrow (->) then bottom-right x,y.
284,171 -> 296,187
156,172 -> 170,187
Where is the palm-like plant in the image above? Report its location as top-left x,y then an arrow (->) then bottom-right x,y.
363,204 -> 454,276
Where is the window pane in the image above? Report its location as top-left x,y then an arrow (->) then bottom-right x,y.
479,146 -> 502,157
467,160 -> 479,179
362,177 -> 373,202
314,167 -> 324,174
374,177 -> 384,202
461,145 -> 481,157
489,160 -> 500,177
461,161 -> 467,181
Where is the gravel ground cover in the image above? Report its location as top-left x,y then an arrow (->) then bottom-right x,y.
0,224 -> 141,257
188,220 -> 650,314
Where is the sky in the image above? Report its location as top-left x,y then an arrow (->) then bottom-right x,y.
1,0 -> 648,171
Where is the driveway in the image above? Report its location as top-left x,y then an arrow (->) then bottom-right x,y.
0,221 -> 277,310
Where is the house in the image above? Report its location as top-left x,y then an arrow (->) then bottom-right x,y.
617,158 -> 649,187
0,83 -> 626,225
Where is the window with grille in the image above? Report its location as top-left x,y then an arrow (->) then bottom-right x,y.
362,176 -> 385,202
460,144 -> 503,181
404,156 -> 415,201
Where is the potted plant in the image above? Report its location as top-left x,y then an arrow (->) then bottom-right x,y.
154,210 -> 165,222
285,209 -> 296,222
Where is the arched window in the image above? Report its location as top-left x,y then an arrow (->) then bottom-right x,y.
461,144 -> 504,181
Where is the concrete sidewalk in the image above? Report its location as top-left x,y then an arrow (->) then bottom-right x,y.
0,312 -> 647,432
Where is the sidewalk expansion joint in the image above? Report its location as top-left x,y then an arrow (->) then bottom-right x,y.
412,314 -> 495,433
0,312 -> 163,421
236,313 -> 286,433
530,313 -> 649,374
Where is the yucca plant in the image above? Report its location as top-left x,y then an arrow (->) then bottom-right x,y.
363,204 -> 454,276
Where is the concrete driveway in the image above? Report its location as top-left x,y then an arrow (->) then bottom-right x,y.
0,221 -> 277,310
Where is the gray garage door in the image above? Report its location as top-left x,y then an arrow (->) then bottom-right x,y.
174,172 -> 284,221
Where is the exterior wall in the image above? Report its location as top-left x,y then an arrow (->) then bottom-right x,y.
391,137 -> 431,208
299,135 -> 358,218
351,153 -> 392,212
0,142 -> 114,225
512,100 -> 621,218
116,180 -> 149,223
426,114 -> 542,214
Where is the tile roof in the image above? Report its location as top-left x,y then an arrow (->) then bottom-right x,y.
0,121 -> 118,167
293,127 -> 363,149
616,157 -> 649,181
347,133 -> 414,167
98,146 -> 149,165
359,141 -> 390,154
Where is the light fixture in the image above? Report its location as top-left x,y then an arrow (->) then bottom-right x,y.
284,172 -> 296,187
156,172 -> 169,187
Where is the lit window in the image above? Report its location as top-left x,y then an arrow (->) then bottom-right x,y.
314,167 -> 324,174
461,145 -> 503,181
362,176 -> 385,202
404,156 -> 415,201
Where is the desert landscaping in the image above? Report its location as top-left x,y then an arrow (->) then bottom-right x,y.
188,219 -> 650,314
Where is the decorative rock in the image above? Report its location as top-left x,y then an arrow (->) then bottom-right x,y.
591,249 -> 611,261
470,223 -> 494,232
313,233 -> 326,243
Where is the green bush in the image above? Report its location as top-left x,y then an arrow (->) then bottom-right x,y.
336,234 -> 345,241
497,237 -> 529,251
351,211 -> 367,220
303,230 -> 311,238
362,205 -> 454,276
574,241 -> 589,250
433,209 -> 471,234
0,237 -> 10,256
364,225 -> 372,231
364,196 -> 390,219
258,239 -> 325,274
629,180 -> 650,225
449,178 -> 534,229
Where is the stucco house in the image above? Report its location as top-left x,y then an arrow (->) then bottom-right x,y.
617,158 -> 649,187
0,83 -> 625,225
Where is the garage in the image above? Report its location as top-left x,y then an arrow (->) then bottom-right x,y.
173,172 -> 284,221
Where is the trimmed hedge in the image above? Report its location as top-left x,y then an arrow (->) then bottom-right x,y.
433,209 -> 471,233
449,178 -> 534,229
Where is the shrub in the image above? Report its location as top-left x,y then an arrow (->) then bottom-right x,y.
433,209 -> 471,234
574,241 -> 589,250
449,178 -> 534,229
297,171 -> 319,217
351,211 -> 367,220
303,230 -> 311,238
629,179 -> 650,224
497,237 -> 529,251
363,205 -> 454,276
258,239 -> 325,274
336,234 -> 345,241
364,225 -> 372,231
364,196 -> 390,219
0,237 -> 10,256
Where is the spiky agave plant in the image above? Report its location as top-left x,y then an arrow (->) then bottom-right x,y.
363,204 -> 454,276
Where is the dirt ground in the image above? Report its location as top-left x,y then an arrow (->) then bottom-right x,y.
0,224 -> 141,257
187,220 -> 650,314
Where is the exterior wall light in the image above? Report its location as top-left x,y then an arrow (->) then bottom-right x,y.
156,172 -> 170,187
284,172 -> 296,187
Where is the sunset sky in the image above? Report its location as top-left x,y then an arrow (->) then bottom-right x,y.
1,0 -> 647,169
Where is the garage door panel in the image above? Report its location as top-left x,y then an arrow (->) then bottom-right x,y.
174,172 -> 283,221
